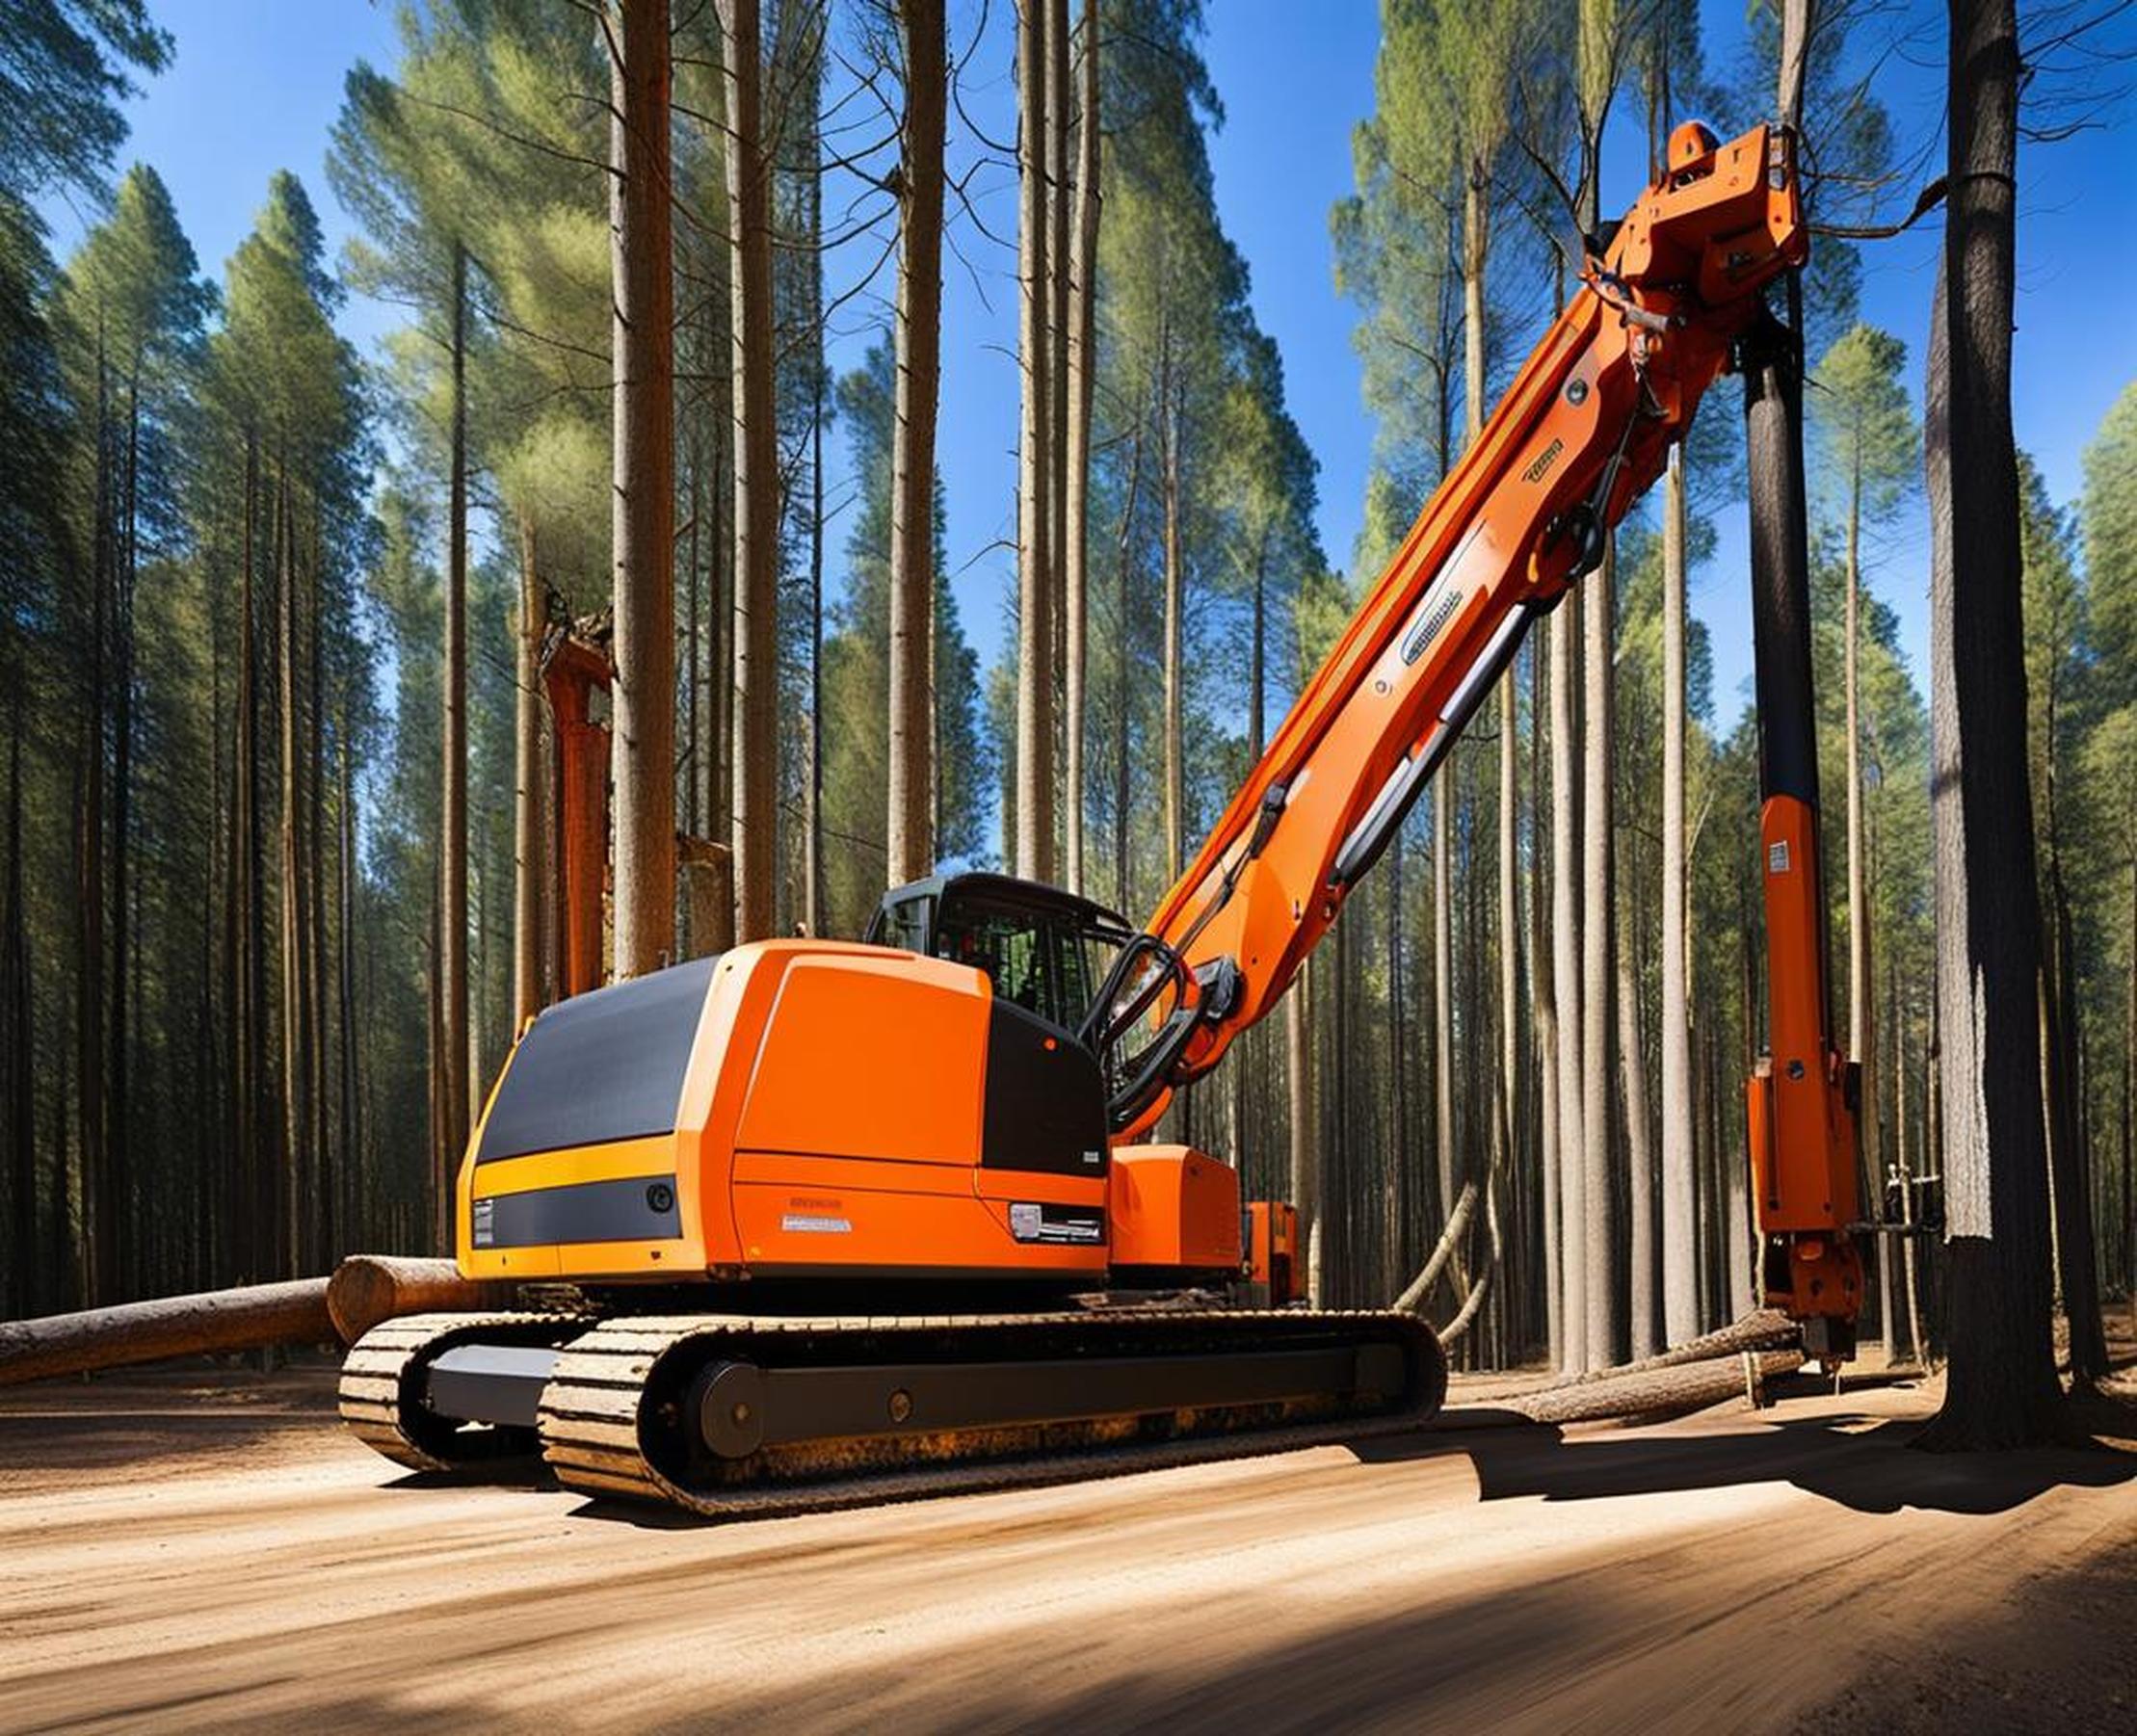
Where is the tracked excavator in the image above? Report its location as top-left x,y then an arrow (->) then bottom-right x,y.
342,120 -> 1866,1517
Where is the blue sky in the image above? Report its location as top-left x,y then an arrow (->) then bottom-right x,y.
35,0 -> 2137,733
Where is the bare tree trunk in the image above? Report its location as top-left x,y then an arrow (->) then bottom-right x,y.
1013,0 -> 1055,883
612,0 -> 676,973
2044,872 -> 2108,1381
886,0 -> 945,888
1046,0 -> 1070,827
1531,643 -> 1563,1366
1660,447 -> 1697,1345
1918,0 -> 2062,1449
4,713 -> 33,1315
1160,359 -> 1183,883
1062,0 -> 1098,897
438,245 -> 469,1190
78,337 -> 108,1298
1895,960 -> 1926,1363
720,6 -> 780,939
804,126 -> 827,939
514,515 -> 544,1023
108,364 -> 138,1294
1434,760 -> 1455,1228
1582,542 -> 1620,1368
1551,600 -> 1586,1371
1286,969 -> 1317,1305
1619,877 -> 1656,1358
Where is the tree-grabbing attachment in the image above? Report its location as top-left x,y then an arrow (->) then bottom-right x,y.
338,123 -> 1854,1517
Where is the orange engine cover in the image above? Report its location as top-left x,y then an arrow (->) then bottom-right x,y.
459,939 -> 1114,1285
1108,1145 -> 1243,1275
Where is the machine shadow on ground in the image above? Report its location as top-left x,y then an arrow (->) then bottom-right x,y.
1360,1404 -> 2137,1517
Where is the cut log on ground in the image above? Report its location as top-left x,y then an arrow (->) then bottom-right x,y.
325,1255 -> 519,1343
0,1279 -> 334,1386
1489,1350 -> 1807,1426
1512,1308 -> 1803,1395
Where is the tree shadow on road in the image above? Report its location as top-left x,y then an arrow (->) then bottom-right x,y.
1354,1406 -> 2137,1516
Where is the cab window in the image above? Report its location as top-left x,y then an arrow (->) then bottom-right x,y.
936,906 -> 1088,1032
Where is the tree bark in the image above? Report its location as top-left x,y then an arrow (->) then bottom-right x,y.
1286,968 -> 1318,1305
0,1280 -> 335,1385
1582,542 -> 1620,1368
1552,600 -> 1586,1371
613,0 -> 676,974
324,1255 -> 518,1344
277,460 -> 306,1283
1062,0 -> 1099,896
1531,641 -> 1563,1366
1660,447 -> 1697,1345
1046,0 -> 1070,834
1918,0 -> 2063,1450
2044,874 -> 2108,1381
721,0 -> 777,946
886,0 -> 946,888
1014,0 -> 1054,883
439,244 -> 469,1192
1486,1349 -> 1806,1426
1620,871 -> 1657,1358
1160,358 -> 1183,883
513,515 -> 544,1024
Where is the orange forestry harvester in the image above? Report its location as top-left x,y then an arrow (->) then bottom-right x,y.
342,122 -> 1862,1517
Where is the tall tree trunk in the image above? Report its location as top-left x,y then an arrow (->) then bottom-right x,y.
1582,539 -> 1620,1368
1062,0 -> 1099,897
1660,447 -> 1697,1345
232,434 -> 263,1276
2044,868 -> 2108,1381
1014,0 -> 1054,882
277,460 -> 306,1282
1844,468 -> 1887,1350
1287,969 -> 1317,1305
440,242 -> 470,1200
107,363 -> 139,1293
1433,759 -> 1455,1229
78,333 -> 108,1300
1619,864 -> 1656,1357
1552,599 -> 1586,1370
1918,0 -> 2062,1448
1531,641 -> 1563,1365
4,712 -> 32,1314
887,0 -> 945,888
614,0 -> 677,973
513,514 -> 544,1023
1110,415 -> 1143,914
1160,357 -> 1182,883
1046,0 -> 1070,815
723,0 -> 776,943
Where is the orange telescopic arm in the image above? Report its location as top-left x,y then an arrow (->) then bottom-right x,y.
1117,123 -> 1807,1138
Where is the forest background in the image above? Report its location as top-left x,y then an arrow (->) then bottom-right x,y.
6,0 -> 2135,1386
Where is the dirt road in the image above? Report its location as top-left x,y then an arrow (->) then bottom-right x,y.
3,1358 -> 2132,1733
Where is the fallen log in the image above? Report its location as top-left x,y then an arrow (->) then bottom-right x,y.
326,1255 -> 519,1343
1492,1349 -> 1807,1426
1467,1308 -> 1803,1404
1391,1180 -> 1477,1316
0,1278 -> 334,1386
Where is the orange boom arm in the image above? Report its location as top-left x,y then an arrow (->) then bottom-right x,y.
1129,122 -> 1806,1111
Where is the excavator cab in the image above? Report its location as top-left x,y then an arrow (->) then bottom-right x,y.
864,872 -> 1134,1039
865,874 -> 1209,1135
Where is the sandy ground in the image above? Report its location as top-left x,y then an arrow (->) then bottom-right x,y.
2,1344 -> 2134,1734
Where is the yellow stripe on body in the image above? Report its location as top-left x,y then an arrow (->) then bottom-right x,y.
470,1135 -> 675,1198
